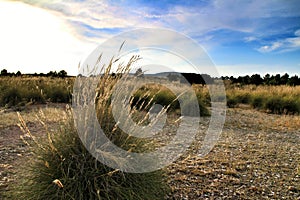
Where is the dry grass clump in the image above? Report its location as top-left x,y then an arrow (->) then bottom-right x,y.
7,55 -> 169,200
6,110 -> 167,200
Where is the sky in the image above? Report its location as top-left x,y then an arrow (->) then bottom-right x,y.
0,0 -> 299,76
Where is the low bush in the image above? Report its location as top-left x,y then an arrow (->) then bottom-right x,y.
250,95 -> 264,109
44,86 -> 71,103
226,96 -> 238,108
0,87 -> 22,107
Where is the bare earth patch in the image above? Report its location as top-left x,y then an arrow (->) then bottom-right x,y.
0,105 -> 299,199
0,104 -> 68,199
167,108 -> 300,199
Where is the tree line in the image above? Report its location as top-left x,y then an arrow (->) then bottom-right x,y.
221,73 -> 300,86
2,68 -> 299,86
0,69 -> 68,78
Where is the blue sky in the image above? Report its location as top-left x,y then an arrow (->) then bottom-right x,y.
0,0 -> 299,76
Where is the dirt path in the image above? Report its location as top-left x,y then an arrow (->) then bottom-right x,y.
0,105 -> 299,199
0,123 -> 45,197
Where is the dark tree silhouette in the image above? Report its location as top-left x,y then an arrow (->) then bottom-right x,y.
250,74 -> 263,85
288,75 -> 300,86
280,73 -> 289,85
16,71 -> 22,76
1,69 -> 8,76
134,68 -> 144,78
58,70 -> 67,78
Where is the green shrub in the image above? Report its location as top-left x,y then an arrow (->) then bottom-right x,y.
226,96 -> 238,108
235,93 -> 251,104
45,86 -> 71,103
281,97 -> 300,114
264,96 -> 285,114
0,87 -> 22,107
25,89 -> 46,104
251,95 -> 264,109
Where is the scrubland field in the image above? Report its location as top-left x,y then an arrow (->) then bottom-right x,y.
0,75 -> 299,199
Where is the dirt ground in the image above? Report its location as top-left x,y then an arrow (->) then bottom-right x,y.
0,104 -> 299,199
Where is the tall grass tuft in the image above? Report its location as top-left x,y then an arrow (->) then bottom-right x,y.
7,55 -> 169,200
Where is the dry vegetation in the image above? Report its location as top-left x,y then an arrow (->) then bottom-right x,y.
226,84 -> 300,114
0,76 -> 73,108
0,70 -> 299,199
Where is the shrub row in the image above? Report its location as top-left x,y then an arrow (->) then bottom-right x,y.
226,85 -> 300,114
130,84 -> 210,116
0,77 -> 73,107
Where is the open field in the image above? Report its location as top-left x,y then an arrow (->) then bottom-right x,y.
0,104 -> 299,199
0,74 -> 299,199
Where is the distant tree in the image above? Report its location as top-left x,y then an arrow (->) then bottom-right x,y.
273,74 -> 281,85
58,70 -> 67,78
236,75 -> 250,85
229,76 -> 237,84
288,75 -> 300,86
16,71 -> 22,76
47,71 -> 58,77
263,74 -> 271,85
250,74 -> 263,85
1,69 -> 8,76
280,73 -> 289,85
134,68 -> 144,78
268,74 -> 280,85
221,76 -> 229,80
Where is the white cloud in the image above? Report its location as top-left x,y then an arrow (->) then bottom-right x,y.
257,34 -> 300,53
257,42 -> 282,53
13,0 -> 300,46
244,36 -> 258,42
21,0 -> 164,40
